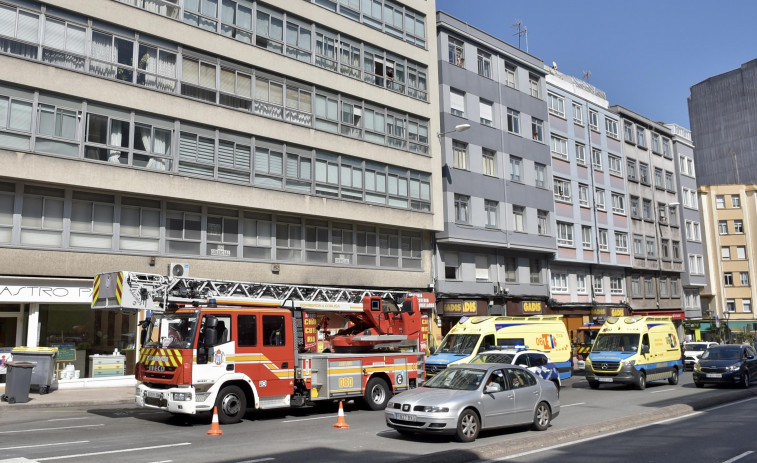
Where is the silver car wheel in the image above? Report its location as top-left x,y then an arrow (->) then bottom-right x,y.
455,410 -> 480,442
532,402 -> 551,431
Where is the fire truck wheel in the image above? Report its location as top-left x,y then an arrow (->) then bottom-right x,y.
363,377 -> 391,410
216,385 -> 247,424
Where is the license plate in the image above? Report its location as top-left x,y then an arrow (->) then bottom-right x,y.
147,391 -> 162,399
598,377 -> 613,383
396,413 -> 416,421
706,373 -> 722,378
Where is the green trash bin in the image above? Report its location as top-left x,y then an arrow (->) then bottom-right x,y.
11,347 -> 58,394
1,361 -> 35,404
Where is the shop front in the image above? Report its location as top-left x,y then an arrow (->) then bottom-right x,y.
0,276 -> 137,387
437,299 -> 487,335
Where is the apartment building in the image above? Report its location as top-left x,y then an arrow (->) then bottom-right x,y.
666,123 -> 706,322
610,106 -> 684,324
0,0 -> 439,381
433,12 -> 556,331
545,68 -> 630,334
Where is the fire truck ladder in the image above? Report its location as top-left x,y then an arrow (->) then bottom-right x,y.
92,271 -> 415,313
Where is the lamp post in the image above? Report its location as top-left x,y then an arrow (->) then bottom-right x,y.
437,123 -> 471,142
723,309 -> 730,344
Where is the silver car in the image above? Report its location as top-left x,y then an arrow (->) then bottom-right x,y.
385,363 -> 560,442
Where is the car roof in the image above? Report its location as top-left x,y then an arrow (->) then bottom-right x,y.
477,349 -> 545,355
449,362 -> 530,372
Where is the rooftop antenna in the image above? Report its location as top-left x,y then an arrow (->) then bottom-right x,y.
511,20 -> 528,52
582,70 -> 592,83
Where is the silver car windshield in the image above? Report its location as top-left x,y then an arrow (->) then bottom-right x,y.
424,368 -> 486,390
435,334 -> 480,355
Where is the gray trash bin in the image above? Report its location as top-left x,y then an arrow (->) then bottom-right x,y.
11,347 -> 58,394
1,361 -> 35,404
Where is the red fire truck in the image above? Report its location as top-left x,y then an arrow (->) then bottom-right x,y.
92,271 -> 426,423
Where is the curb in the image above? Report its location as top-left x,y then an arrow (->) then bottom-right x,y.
399,388 -> 757,463
1,397 -> 135,410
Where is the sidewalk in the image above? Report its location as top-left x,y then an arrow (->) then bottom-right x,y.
0,385 -> 135,409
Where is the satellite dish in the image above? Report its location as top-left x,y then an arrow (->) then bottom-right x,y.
552,61 -> 558,70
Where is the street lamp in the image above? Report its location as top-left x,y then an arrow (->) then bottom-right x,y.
437,123 -> 471,141
723,310 -> 731,344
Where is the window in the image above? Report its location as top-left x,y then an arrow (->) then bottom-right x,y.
642,199 -> 652,220
207,211 -> 239,258
575,143 -> 586,165
452,141 -> 468,170
727,299 -> 736,313
550,135 -> 568,158
477,49 -> 491,78
535,163 -> 546,188
509,156 -> 522,181
0,93 -> 33,151
686,221 -> 702,241
735,220 -> 744,233
504,62 -> 517,88
680,155 -> 695,176
661,239 -> 670,259
578,184 -> 589,207
180,55 -> 217,103
557,222 -> 574,246
665,171 -> 674,191
605,117 -> 619,139
379,228 -> 401,269
615,232 -> 628,253
263,315 -> 286,346
722,246 -> 731,260
507,108 -> 520,134
689,254 -> 704,275
448,36 -> 464,66
577,274 -> 587,294
588,109 -> 598,131
636,126 -> 646,148
529,74 -> 540,98
654,168 -> 664,189
485,200 -> 498,228
0,3 -> 40,59
669,205 -> 679,227
608,155 -> 622,175
591,149 -> 602,170
285,18 -> 312,62
719,220 -> 728,235
531,118 -> 544,141
255,8 -> 285,53
659,277 -> 669,297
610,276 -> 624,295
662,138 -> 671,158
454,194 -> 469,223
737,246 -> 747,259
639,163 -> 649,184
450,89 -> 465,117
551,272 -> 568,292
482,149 -> 496,176
553,178 -> 571,202
593,274 -> 604,294
537,210 -> 548,234
716,195 -> 725,208
530,258 -> 542,284
475,255 -> 490,281
646,236 -> 656,258
644,277 -> 655,298
724,273 -> 733,286
744,299 -> 752,313
36,103 -> 80,157
631,275 -> 641,297
70,192 -> 114,250
443,252 -> 459,280
595,188 -> 605,211
220,0 -> 253,43
658,202 -> 668,224
238,315 -> 257,346
629,196 -> 640,218
633,235 -> 643,257
505,257 -> 517,283
672,241 -> 681,261
166,203 -> 202,255
732,195 -> 741,208
624,121 -> 634,142
626,160 -> 637,182
580,225 -> 591,249
479,99 -> 493,126
741,272 -> 750,286
276,217 -> 303,262
671,277 -> 680,297
573,102 -> 583,125
652,133 -> 661,153
118,197 -> 160,252
598,229 -> 608,251
512,205 -> 525,232
90,31 -> 136,83
548,92 -> 565,117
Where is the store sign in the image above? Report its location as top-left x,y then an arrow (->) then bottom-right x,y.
591,307 -> 626,317
407,292 -> 436,309
443,301 -> 477,315
523,301 -> 543,314
0,283 -> 93,303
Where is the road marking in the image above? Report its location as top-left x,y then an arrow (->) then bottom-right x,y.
707,396 -> 757,411
282,416 -> 334,423
47,417 -> 90,422
723,451 -> 754,463
234,459 -> 275,463
147,460 -> 173,463
649,388 -> 677,394
560,402 -> 585,407
35,442 -> 191,461
0,424 -> 104,434
0,441 -> 89,451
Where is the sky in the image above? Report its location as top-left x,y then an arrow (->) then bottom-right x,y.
435,0 -> 757,129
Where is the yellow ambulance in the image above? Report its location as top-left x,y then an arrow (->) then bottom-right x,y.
425,315 -> 572,379
586,316 -> 682,390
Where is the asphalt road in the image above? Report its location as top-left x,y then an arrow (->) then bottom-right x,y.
0,372 -> 751,463
482,395 -> 757,463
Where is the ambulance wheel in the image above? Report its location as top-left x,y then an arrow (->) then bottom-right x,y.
216,385 -> 246,424
532,401 -> 551,431
668,368 -> 679,385
455,409 -> 480,442
588,379 -> 600,389
363,377 -> 391,410
634,371 -> 646,390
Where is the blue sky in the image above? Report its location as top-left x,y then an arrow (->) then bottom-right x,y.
436,0 -> 757,129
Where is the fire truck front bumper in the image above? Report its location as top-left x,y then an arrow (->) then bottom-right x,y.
136,384 -> 206,414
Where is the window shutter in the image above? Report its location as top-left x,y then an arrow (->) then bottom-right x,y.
220,69 -> 235,93
43,18 -> 65,49
450,90 -> 464,114
0,5 -> 15,38
236,144 -> 251,170
269,150 -> 283,175
479,101 -> 492,121
9,100 -> 32,131
197,137 -> 215,164
218,140 -> 234,167
178,133 -> 196,160
16,11 -> 38,43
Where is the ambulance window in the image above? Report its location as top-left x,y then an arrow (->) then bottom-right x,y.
238,315 -> 257,347
482,334 -> 496,351
263,315 -> 286,346
641,334 -> 650,350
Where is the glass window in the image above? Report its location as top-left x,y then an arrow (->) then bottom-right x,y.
507,108 -> 520,134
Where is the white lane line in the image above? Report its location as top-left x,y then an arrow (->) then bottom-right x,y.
723,451 -> 755,463
234,459 -> 275,463
35,442 -> 191,461
47,417 -> 90,422
0,424 -> 104,434
147,460 -> 173,463
560,402 -> 585,407
282,415 -> 334,423
707,396 -> 757,411
649,388 -> 677,394
0,441 -> 89,451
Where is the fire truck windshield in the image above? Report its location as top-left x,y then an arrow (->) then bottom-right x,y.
144,313 -> 200,349
435,334 -> 480,355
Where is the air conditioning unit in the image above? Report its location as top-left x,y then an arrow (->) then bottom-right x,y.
169,263 -> 190,277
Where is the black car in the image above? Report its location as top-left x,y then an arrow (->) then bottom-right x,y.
693,344 -> 757,388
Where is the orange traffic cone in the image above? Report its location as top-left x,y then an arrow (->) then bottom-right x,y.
207,406 -> 224,436
333,400 -> 350,429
